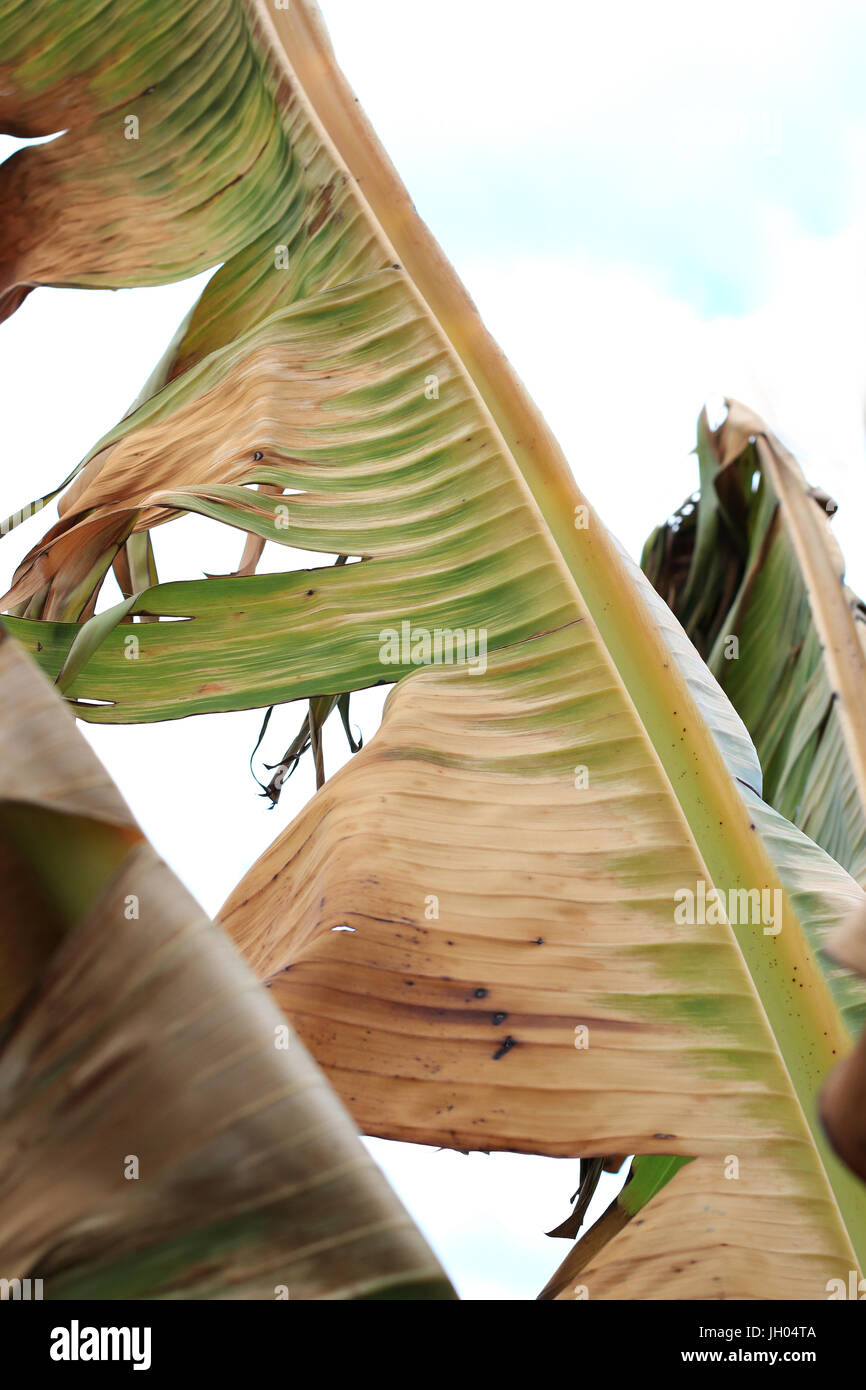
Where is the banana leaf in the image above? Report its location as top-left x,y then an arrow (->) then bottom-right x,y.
642,400 -> 866,886
0,628 -> 453,1300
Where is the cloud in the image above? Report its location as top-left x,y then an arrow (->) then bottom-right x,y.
453,211 -> 866,591
321,0 -> 866,314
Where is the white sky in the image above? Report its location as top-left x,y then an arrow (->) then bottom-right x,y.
3,0 -> 866,1299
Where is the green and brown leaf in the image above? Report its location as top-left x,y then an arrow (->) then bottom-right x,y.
0,628 -> 453,1300
642,400 -> 866,886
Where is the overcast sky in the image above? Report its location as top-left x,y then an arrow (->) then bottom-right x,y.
3,0 -> 866,1298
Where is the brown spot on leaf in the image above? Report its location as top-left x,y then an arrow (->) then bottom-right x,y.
307,183 -> 335,237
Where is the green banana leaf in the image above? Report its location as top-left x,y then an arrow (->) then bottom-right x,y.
642,399 -> 866,886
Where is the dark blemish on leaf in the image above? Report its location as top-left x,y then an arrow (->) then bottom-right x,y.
653,1132 -> 675,1139
534,937 -> 544,945
307,182 -> 336,237
306,589 -> 315,596
36,642 -> 43,652
493,1036 -> 516,1060
491,1011 -> 507,1026
253,450 -> 263,460
474,988 -> 488,999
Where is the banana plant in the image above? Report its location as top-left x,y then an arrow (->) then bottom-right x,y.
3,0 -> 866,1300
642,400 -> 866,886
